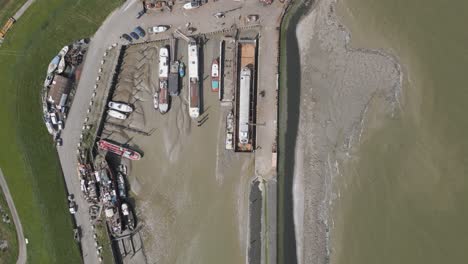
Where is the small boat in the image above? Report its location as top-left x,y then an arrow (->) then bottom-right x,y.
225,111 -> 234,150
108,101 -> 133,113
153,92 -> 159,110
121,203 -> 136,230
57,57 -> 66,74
117,172 -> 126,199
179,62 -> 185,77
159,81 -> 169,114
108,110 -> 127,120
183,2 -> 200,9
211,58 -> 219,92
47,56 -> 60,74
97,139 -> 142,160
44,74 -> 54,87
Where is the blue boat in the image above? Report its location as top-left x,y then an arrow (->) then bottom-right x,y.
179,62 -> 185,77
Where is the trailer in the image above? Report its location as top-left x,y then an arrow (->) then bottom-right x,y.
0,17 -> 16,44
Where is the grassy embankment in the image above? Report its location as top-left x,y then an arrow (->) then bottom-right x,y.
0,0 -> 120,263
0,188 -> 18,264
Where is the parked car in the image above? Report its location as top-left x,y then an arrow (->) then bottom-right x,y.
121,33 -> 132,42
148,25 -> 169,34
134,26 -> 146,37
130,32 -> 140,40
136,9 -> 145,19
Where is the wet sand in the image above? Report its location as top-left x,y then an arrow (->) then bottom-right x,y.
292,0 -> 402,263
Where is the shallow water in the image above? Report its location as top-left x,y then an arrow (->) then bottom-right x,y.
331,0 -> 468,263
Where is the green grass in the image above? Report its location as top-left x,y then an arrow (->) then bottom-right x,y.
95,222 -> 114,264
0,190 -> 18,264
0,0 -> 120,263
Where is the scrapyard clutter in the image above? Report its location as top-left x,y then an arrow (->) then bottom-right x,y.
41,39 -> 90,146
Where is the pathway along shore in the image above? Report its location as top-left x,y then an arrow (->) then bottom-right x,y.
0,168 -> 27,264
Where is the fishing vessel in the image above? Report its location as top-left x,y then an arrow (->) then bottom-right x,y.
97,139 -> 142,160
159,47 -> 169,113
188,40 -> 199,118
108,109 -> 127,120
183,2 -> 200,9
108,101 -> 133,113
211,58 -> 219,92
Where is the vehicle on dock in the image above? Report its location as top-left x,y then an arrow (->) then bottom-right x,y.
108,101 -> 133,113
121,203 -> 136,231
121,33 -> 133,43
97,139 -> 142,160
130,32 -> 139,40
134,26 -> 146,37
148,25 -> 169,34
183,2 -> 200,9
179,62 -> 185,77
136,9 -> 146,19
211,58 -> 220,92
108,109 -> 127,120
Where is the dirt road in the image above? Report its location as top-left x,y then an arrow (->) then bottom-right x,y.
0,168 -> 26,264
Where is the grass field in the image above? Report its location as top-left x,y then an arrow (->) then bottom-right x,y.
0,0 -> 120,262
0,190 -> 18,264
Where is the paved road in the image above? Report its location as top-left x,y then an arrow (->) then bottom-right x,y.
13,0 -> 36,20
57,1 -> 285,263
0,168 -> 27,264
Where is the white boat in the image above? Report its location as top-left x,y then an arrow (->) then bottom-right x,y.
188,40 -> 199,118
47,56 -> 60,74
159,48 -> 169,114
225,111 -> 234,150
108,110 -> 127,120
44,74 -> 54,87
148,25 -> 169,34
58,45 -> 69,57
183,2 -> 200,9
108,101 -> 133,113
57,57 -> 66,74
153,92 -> 159,110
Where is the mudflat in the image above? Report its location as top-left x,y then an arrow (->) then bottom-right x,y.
292,0 -> 401,263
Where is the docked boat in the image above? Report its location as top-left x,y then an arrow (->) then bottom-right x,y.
121,203 -> 136,231
188,40 -> 199,118
47,56 -> 60,74
211,58 -> 219,92
108,101 -> 133,113
44,74 -> 54,87
225,111 -> 234,150
159,47 -> 169,114
159,81 -> 169,113
117,172 -> 126,199
179,62 -> 185,77
153,92 -> 159,110
97,139 -> 142,160
108,109 -> 127,120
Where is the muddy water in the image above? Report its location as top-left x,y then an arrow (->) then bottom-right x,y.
331,0 -> 468,263
116,38 -> 254,264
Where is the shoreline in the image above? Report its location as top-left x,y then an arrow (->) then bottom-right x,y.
289,0 -> 403,263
